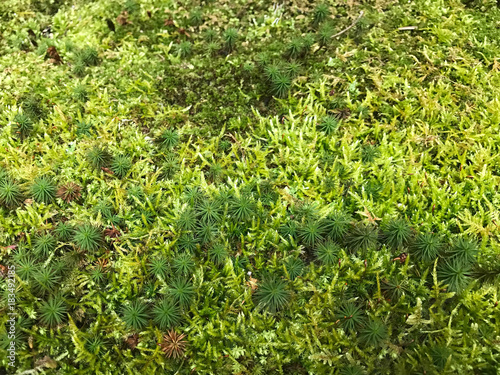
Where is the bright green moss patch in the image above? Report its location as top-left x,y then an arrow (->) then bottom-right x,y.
0,0 -> 500,374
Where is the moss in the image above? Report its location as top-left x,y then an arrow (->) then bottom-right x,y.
0,0 -> 499,373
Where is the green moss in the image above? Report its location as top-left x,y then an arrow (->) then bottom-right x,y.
0,0 -> 499,372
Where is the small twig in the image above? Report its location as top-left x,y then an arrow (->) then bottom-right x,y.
331,11 -> 364,39
227,133 -> 246,161
226,133 -> 241,147
398,26 -> 418,31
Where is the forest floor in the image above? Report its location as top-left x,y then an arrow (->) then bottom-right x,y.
0,0 -> 499,374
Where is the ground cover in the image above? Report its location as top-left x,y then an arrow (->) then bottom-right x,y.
0,0 -> 500,373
